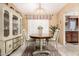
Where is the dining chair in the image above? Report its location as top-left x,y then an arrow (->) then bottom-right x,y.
49,29 -> 60,49
22,30 -> 28,47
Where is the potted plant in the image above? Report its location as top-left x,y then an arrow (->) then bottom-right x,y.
49,25 -> 59,35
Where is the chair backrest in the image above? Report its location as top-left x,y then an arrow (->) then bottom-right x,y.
22,30 -> 27,40
52,29 -> 60,41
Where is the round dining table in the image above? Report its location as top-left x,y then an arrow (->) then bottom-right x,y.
30,34 -> 52,51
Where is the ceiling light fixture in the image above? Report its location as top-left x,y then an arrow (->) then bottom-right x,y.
27,3 -> 53,19
35,3 -> 46,15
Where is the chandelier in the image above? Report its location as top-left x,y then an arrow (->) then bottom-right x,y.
35,3 -> 46,15
27,3 -> 53,19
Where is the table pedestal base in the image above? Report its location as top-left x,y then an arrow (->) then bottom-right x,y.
33,50 -> 51,56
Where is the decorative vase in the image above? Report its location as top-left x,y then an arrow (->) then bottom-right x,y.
38,26 -> 43,35
38,29 -> 42,35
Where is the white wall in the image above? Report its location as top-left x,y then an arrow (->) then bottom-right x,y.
28,19 -> 49,39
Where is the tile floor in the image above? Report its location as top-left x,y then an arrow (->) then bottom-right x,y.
57,43 -> 79,56
10,41 -> 79,56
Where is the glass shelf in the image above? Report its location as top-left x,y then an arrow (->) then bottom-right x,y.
4,10 -> 9,37
12,15 -> 18,35
65,17 -> 78,31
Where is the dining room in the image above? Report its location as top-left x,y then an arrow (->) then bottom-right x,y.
13,3 -> 79,56
1,3 -> 79,56
20,3 -> 62,56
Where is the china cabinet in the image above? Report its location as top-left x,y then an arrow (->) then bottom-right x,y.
0,4 -> 23,56
65,16 -> 79,43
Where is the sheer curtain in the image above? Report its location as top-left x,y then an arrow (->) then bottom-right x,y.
28,19 -> 49,39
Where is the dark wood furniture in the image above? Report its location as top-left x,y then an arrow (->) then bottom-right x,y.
66,31 -> 78,43
30,34 -> 52,41
65,16 -> 79,43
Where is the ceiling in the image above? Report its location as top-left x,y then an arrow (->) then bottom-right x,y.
14,3 -> 67,15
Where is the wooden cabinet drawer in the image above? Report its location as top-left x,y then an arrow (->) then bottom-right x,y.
13,40 -> 21,49
13,43 -> 17,49
17,40 -> 21,45
5,40 -> 13,54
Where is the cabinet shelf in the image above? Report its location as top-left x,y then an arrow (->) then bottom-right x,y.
12,15 -> 19,35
